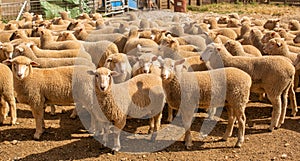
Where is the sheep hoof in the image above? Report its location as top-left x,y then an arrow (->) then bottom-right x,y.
274,126 -> 279,130
111,150 -> 118,155
220,138 -> 227,142
185,145 -> 192,150
11,122 -> 19,126
150,133 -> 157,142
268,128 -> 274,132
234,143 -> 242,148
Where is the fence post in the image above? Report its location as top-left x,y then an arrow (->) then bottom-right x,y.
79,0 -> 83,12
16,0 -> 28,21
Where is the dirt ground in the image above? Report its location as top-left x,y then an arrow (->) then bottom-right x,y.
2,6 -> 300,161
1,95 -> 300,161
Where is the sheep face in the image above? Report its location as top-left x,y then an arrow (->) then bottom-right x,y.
261,32 -> 280,44
105,53 -> 128,74
137,53 -> 158,74
294,33 -> 300,43
158,58 -> 185,80
160,35 -> 179,50
0,43 -> 14,59
200,43 -> 223,70
88,67 -> 118,92
289,20 -> 300,31
263,38 -> 285,55
3,56 -> 39,80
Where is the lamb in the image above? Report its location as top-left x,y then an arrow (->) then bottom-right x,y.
9,30 -> 40,47
59,11 -> 73,21
200,43 -> 296,131
288,20 -> 300,31
249,28 -> 266,55
131,52 -> 161,77
40,29 -> 81,50
29,43 -> 92,60
123,29 -> 158,54
0,42 -> 14,60
263,19 -> 280,30
80,41 -> 119,67
224,40 -> 262,57
14,43 -> 94,68
203,17 -> 238,40
73,28 -> 127,53
88,67 -> 166,152
159,35 -> 200,59
0,63 -> 17,125
3,56 -> 96,140
158,57 -> 251,149
103,53 -> 132,83
261,31 -> 300,53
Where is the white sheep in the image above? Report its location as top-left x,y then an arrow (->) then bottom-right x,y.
0,63 -> 17,125
88,67 -> 166,152
157,57 -> 251,149
14,43 -> 94,68
200,43 -> 296,131
103,53 -> 132,83
224,40 -> 262,57
3,56 -> 95,140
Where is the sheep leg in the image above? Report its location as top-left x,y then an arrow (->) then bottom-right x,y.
32,107 -> 45,140
148,117 -> 155,134
112,128 -> 122,153
222,107 -> 235,141
70,108 -> 77,119
234,107 -> 246,148
181,107 -> 195,150
207,108 -> 216,120
258,93 -> 265,102
268,95 -> 281,131
50,105 -> 56,116
167,106 -> 173,123
150,112 -> 162,141
0,99 -> 9,124
8,99 -> 17,125
278,84 -> 291,128
289,83 -> 298,117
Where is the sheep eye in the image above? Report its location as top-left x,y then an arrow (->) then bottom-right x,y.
95,75 -> 98,78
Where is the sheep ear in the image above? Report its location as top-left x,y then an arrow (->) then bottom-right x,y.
157,56 -> 164,64
87,70 -> 97,75
137,44 -> 142,51
271,32 -> 276,36
30,61 -> 40,67
111,71 -> 119,77
106,57 -> 113,62
2,59 -> 12,65
152,55 -> 158,62
175,59 -> 185,66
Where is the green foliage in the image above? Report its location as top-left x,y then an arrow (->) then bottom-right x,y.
40,0 -> 91,19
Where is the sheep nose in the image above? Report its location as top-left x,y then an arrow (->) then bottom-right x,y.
199,57 -> 203,61
144,70 -> 149,73
100,87 -> 105,91
17,73 -> 22,77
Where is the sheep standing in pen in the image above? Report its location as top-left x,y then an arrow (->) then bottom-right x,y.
200,43 -> 297,130
224,40 -> 262,57
88,67 -> 165,153
3,56 -> 95,140
13,43 -> 94,68
157,57 -> 251,149
103,53 -> 132,83
0,63 -> 17,125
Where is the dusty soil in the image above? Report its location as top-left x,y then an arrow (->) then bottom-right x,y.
2,6 -> 300,161
1,96 -> 300,161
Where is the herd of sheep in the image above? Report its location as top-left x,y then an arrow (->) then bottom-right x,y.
0,10 -> 300,153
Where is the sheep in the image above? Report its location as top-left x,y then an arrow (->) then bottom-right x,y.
103,53 -> 132,83
40,29 -> 81,50
131,52 -> 161,77
249,28 -> 266,55
0,63 -> 17,125
3,56 -> 96,140
261,31 -> 300,53
29,43 -> 92,60
9,30 -> 40,47
288,20 -> 300,31
123,29 -> 158,54
203,17 -> 238,40
0,42 -> 14,60
80,41 -> 119,67
263,19 -> 280,30
88,67 -> 166,152
73,28 -> 127,53
0,31 -> 15,42
159,35 -> 200,59
14,43 -> 94,68
59,11 -> 72,21
158,57 -> 251,149
237,22 -> 251,45
224,40 -> 262,57
200,43 -> 296,131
